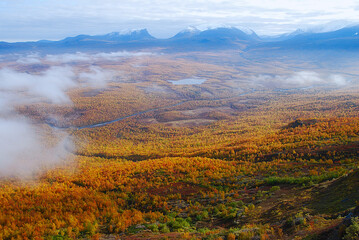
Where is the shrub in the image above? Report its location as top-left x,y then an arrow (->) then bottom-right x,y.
147,223 -> 159,232
344,217 -> 359,240
269,186 -> 280,192
168,217 -> 191,231
227,232 -> 236,240
159,223 -> 170,233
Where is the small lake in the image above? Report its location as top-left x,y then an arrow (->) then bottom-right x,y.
168,78 -> 206,85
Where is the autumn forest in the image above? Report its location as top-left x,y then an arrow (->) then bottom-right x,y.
0,46 -> 358,240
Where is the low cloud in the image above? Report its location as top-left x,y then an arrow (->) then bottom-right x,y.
16,53 -> 42,64
0,117 -> 72,178
251,71 -> 348,89
0,66 -> 76,104
78,66 -> 116,87
14,51 -> 153,64
45,52 -> 91,63
0,64 -> 114,178
46,51 -> 153,63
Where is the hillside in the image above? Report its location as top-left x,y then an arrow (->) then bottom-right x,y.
0,48 -> 358,239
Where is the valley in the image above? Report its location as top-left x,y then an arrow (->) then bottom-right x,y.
0,46 -> 358,240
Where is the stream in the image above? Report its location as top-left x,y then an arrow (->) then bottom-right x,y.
47,90 -> 255,130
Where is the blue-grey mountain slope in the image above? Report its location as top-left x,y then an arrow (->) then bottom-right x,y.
1,25 -> 359,54
253,25 -> 359,50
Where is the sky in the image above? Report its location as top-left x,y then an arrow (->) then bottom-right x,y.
1,0 -> 359,42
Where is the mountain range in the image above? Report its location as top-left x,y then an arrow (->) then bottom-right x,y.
0,25 -> 358,53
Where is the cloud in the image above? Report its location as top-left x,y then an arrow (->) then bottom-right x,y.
45,52 -> 92,63
0,66 -> 75,178
44,51 -> 153,63
301,20 -> 358,33
251,71 -> 348,88
0,66 -> 76,104
79,66 -> 116,87
328,74 -> 347,86
16,53 -> 42,64
93,51 -> 153,59
1,0 -> 359,41
0,117 -> 72,178
0,63 -> 115,178
286,71 -> 322,85
13,51 -> 154,64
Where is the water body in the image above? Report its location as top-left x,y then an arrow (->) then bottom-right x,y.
168,78 -> 206,85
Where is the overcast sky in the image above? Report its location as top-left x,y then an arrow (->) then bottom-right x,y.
1,0 -> 359,42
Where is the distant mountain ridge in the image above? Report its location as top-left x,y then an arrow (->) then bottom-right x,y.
60,29 -> 155,43
255,25 -> 359,50
57,27 -> 259,44
260,29 -> 306,42
1,25 -> 359,53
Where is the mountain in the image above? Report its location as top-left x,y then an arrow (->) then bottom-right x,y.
255,25 -> 359,50
171,26 -> 259,42
0,29 -> 158,54
1,25 -> 359,54
197,27 -> 259,42
260,29 -> 306,42
166,27 -> 260,51
170,26 -> 201,39
0,27 -> 260,53
59,29 -> 155,44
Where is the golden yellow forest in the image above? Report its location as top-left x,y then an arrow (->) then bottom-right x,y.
0,51 -> 358,240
